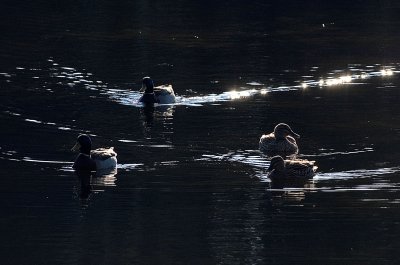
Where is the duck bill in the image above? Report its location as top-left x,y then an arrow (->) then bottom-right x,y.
71,142 -> 80,152
139,85 -> 145,93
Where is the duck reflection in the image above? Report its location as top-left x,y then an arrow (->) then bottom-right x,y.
140,105 -> 175,130
266,181 -> 316,209
92,168 -> 118,188
140,105 -> 155,127
74,168 -> 118,200
74,170 -> 93,200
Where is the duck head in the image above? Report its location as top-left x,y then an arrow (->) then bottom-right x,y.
274,123 -> 300,140
71,134 -> 92,155
140,76 -> 154,93
267,155 -> 285,172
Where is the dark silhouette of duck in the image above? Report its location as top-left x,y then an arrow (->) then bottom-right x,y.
267,155 -> 317,181
138,76 -> 176,104
259,123 -> 300,158
71,134 -> 117,171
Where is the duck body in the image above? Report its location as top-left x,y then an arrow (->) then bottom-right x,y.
72,135 -> 117,171
73,153 -> 96,171
91,147 -> 117,170
154,85 -> 176,104
259,133 -> 299,157
259,123 -> 300,158
267,155 -> 317,181
138,77 -> 176,104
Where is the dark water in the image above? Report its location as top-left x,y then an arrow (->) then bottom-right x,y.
1,1 -> 400,264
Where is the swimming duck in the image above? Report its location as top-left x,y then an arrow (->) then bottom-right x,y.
267,155 -> 317,180
138,76 -> 176,104
72,134 -> 117,171
259,123 -> 300,158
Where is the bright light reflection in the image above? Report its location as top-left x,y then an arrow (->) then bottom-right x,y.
300,66 -> 396,89
340,75 -> 352,83
325,75 -> 353,86
326,78 -> 341,86
381,69 -> 393,76
227,90 -> 253,99
240,91 -> 251,97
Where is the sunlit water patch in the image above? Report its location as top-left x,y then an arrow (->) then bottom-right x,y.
315,167 -> 400,181
304,146 -> 374,158
0,147 -> 73,165
3,59 -> 399,109
198,145 -> 378,180
62,60 -> 400,106
198,150 -> 271,182
1,146 -> 152,180
200,149 -> 269,169
300,63 -> 399,88
200,148 -> 400,198
3,110 -> 88,133
2,147 -> 144,174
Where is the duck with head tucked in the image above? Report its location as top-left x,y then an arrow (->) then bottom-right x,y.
267,155 -> 317,181
71,134 -> 117,171
139,76 -> 176,104
259,123 -> 300,158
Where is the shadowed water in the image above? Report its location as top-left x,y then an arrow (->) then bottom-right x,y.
1,1 -> 400,265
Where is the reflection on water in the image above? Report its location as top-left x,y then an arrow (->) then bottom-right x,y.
199,147 -> 400,207
139,104 -> 175,129
305,147 -> 374,157
75,168 -> 118,203
198,146 -> 385,181
2,2 -> 400,263
315,167 -> 400,181
1,58 -> 398,110
93,168 -> 118,187
75,170 -> 92,200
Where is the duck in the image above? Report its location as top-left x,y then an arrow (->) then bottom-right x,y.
138,76 -> 176,104
259,123 -> 300,158
71,134 -> 117,171
267,155 -> 317,181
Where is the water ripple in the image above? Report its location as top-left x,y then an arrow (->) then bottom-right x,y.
304,147 -> 374,157
314,167 -> 400,180
199,149 -> 400,187
4,58 -> 397,108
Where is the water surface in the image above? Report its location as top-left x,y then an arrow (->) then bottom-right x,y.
1,1 -> 400,264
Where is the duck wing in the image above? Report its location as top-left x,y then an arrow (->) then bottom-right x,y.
154,85 -> 174,95
259,133 -> 275,149
91,147 -> 117,161
285,159 -> 317,177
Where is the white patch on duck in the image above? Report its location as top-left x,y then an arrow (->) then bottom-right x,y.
90,147 -> 117,170
154,84 -> 176,104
